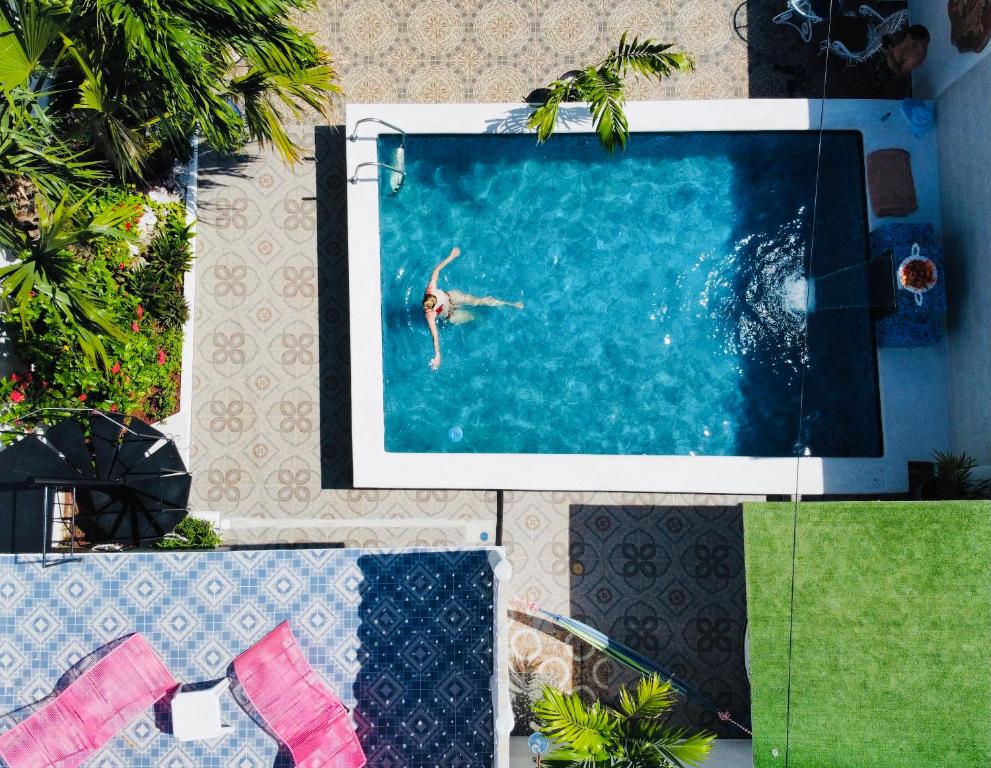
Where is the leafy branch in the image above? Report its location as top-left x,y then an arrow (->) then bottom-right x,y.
531,675 -> 715,768
528,32 -> 694,152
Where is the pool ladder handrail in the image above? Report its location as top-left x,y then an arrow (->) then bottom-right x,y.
349,117 -> 406,148
348,161 -> 406,185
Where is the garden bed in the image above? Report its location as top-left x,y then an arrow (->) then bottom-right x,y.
1,186 -> 191,426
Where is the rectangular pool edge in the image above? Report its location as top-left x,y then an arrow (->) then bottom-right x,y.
346,100 -> 943,495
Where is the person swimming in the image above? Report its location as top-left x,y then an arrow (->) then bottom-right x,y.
423,246 -> 523,370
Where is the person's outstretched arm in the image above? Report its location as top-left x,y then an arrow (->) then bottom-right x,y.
426,312 -> 442,370
428,247 -> 461,290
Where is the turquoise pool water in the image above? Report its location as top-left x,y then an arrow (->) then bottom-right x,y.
378,132 -> 881,457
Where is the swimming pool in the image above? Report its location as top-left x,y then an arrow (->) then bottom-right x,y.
346,102 -> 927,493
375,130 -> 879,457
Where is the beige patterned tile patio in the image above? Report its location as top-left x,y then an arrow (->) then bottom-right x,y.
302,0 -> 747,104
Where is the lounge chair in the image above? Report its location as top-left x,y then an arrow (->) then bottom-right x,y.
0,634 -> 177,768
231,621 -> 366,768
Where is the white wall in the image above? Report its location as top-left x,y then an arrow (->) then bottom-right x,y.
911,0 -> 991,97
937,52 -> 991,461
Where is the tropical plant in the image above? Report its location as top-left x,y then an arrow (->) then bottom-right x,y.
0,93 -> 103,203
0,190 -> 187,423
0,192 -> 133,363
0,0 -> 339,179
510,656 -> 545,735
528,33 -> 693,152
532,675 -> 715,768
922,451 -> 991,500
157,516 -> 221,549
151,290 -> 189,332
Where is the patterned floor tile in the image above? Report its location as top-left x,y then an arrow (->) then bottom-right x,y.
0,550 -> 496,768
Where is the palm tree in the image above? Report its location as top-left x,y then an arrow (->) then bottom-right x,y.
532,675 -> 715,768
0,0 -> 340,179
0,192 -> 132,364
528,33 -> 693,152
0,93 -> 104,203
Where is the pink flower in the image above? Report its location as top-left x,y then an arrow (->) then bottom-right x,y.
157,349 -> 166,365
131,321 -> 140,333
9,373 -> 18,383
109,404 -> 118,412
9,391 -> 24,404
78,394 -> 87,402
111,362 -> 121,374
136,305 -> 144,318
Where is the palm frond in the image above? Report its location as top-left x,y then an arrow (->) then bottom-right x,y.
527,78 -> 573,144
618,675 -> 677,721
607,32 -> 694,81
541,746 -> 613,768
647,727 -> 716,768
228,59 -> 337,163
0,96 -> 103,199
533,686 -> 615,757
0,0 -> 66,90
62,38 -> 146,178
0,190 -> 132,365
576,65 -> 628,152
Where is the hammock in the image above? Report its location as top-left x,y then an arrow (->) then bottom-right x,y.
518,600 -> 752,736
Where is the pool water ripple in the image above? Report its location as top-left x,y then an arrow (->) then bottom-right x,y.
378,132 -> 881,457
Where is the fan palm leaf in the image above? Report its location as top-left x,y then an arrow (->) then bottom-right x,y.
0,192 -> 133,365
59,39 -> 146,178
0,0 -> 66,90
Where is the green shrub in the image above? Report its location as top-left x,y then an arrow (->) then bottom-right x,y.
152,290 -> 190,332
0,189 -> 191,427
157,516 -> 222,549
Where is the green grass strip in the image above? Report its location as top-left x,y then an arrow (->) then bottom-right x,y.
744,501 -> 991,768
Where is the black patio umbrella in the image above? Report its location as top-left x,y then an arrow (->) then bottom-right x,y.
0,411 -> 191,553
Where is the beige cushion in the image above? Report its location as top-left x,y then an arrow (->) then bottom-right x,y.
867,148 -> 918,218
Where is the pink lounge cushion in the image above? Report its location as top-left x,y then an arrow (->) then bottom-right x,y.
866,148 -> 919,218
233,621 -> 367,768
0,634 -> 177,768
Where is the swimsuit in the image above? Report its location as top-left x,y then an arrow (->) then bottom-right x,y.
427,286 -> 451,318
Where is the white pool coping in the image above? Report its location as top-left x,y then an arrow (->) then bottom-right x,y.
345,100 -> 949,494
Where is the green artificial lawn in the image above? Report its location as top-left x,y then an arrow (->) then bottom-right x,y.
744,501 -> 991,768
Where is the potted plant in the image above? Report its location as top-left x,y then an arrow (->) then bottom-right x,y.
157,516 -> 223,550
531,675 -> 714,767
918,451 -> 991,500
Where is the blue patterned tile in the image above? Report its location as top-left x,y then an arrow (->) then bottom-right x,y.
0,548 -> 495,768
